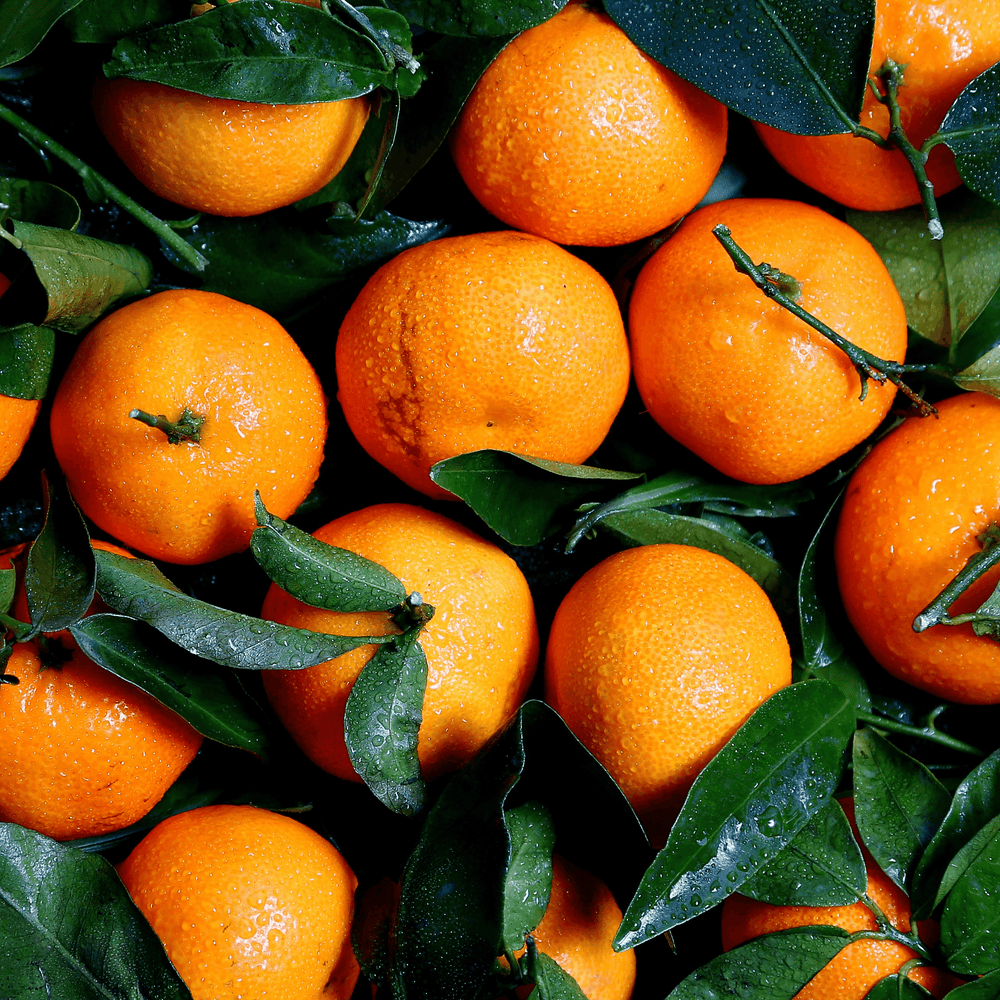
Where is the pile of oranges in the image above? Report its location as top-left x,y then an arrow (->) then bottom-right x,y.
2,0 -> 999,998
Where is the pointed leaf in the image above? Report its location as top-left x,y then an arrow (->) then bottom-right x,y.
942,968 -> 1000,999
502,801 -> 555,948
344,627 -> 428,816
0,324 -> 55,400
69,613 -> 272,758
604,0 -> 874,134
61,0 -> 178,43
0,566 -> 14,615
252,494 -> 406,613
852,728 -> 952,893
616,680 -> 854,947
94,548 -> 393,670
0,0 -> 83,68
0,178 -> 80,231
864,975 -> 937,1000
665,926 -> 851,1000
939,62 -> 1000,208
528,950 -> 588,1000
0,822 -> 192,999
384,0 -> 564,37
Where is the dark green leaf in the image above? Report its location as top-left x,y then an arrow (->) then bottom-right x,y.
939,62 -> 1000,209
0,0 -> 82,68
251,494 -> 406,612
664,925 -> 851,1000
94,548 -> 393,670
528,949 -> 588,1000
940,816 -> 1000,975
385,0 -> 564,37
0,565 -> 14,615
864,975 -> 936,1000
163,209 -> 448,316
846,190 -> 1000,355
852,728 -> 952,893
955,282 -> 1000,375
24,476 -> 94,636
70,613 -> 272,758
738,798 -> 866,907
0,178 -> 80,230
1,220 -> 152,332
60,0 -> 179,43
0,822 -> 192,999
942,968 -> 1000,999
0,323 -> 55,399
616,680 -> 855,947
430,450 -> 642,547
344,628 -> 427,816
502,801 -> 555,948
604,0 -> 873,134
103,0 -> 389,102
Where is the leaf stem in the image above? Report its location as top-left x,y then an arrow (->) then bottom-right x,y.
712,225 -> 938,416
392,592 -> 434,632
130,407 -> 205,445
0,100 -> 209,272
856,709 -> 985,758
327,0 -> 420,74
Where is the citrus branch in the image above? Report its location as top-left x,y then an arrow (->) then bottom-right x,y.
130,407 -> 205,444
0,101 -> 209,272
391,591 -> 435,632
855,708 -> 985,758
712,225 -> 938,417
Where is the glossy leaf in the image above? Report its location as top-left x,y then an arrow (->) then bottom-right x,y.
912,747 -> 1000,918
251,494 -> 406,613
0,565 -> 14,615
943,968 -> 1000,999
616,680 -> 855,947
94,548 -> 393,670
70,613 -> 272,758
502,801 -> 555,948
0,0 -> 82,68
60,0 -> 178,43
164,209 -> 448,316
103,0 -> 389,102
344,628 -> 427,816
430,450 -> 642,546
0,822 -> 192,999
528,949 -> 588,1000
864,975 -> 936,1000
940,62 -> 1000,208
0,219 -> 152,332
852,728 -> 951,893
846,191 -> 1000,355
24,475 -> 94,636
0,178 -> 80,231
0,323 -> 55,400
664,925 -> 851,1000
604,0 -> 873,134
738,798 -> 866,907
385,0 -> 564,36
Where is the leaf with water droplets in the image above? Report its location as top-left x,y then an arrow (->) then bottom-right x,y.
941,968 -> 1000,999
615,680 -> 854,948
852,728 -> 951,894
382,0 -> 564,37
94,548 -> 392,670
527,949 -> 589,1000
251,493 -> 406,613
864,974 -> 938,999
939,62 -> 1000,210
502,801 -> 555,949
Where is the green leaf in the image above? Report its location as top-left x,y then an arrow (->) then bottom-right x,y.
527,949 -> 588,1000
103,0 -> 390,103
0,0 -> 82,68
604,0 -> 874,134
0,178 -> 80,231
251,494 -> 406,613
70,613 -> 272,759
0,565 -> 14,615
0,323 -> 55,400
738,798 -> 867,907
939,62 -> 1000,209
939,816 -> 1000,975
0,822 -> 193,999
852,728 -> 952,893
955,283 -> 1000,375
1,219 -> 152,333
846,191 -> 1000,355
385,0 -> 565,37
60,0 -> 179,43
912,746 -> 1000,918
864,975 -> 937,1000
24,475 -> 94,636
615,680 -> 855,947
664,925 -> 851,1000
163,209 -> 448,317
344,627 -> 428,816
94,548 -> 394,670
502,801 -> 555,948
942,968 -> 1000,999
429,450 -> 643,547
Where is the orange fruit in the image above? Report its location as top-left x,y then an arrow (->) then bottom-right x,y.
835,391 -> 1000,704
544,543 -> 791,848
117,804 -> 359,1000
92,73 -> 369,216
336,230 -> 630,499
522,854 -> 636,1000
0,272 -> 41,481
449,1 -> 727,247
261,503 -> 539,783
721,799 -> 966,999
0,635 -> 203,842
753,0 -> 1000,211
628,198 -> 909,485
49,288 -> 327,565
